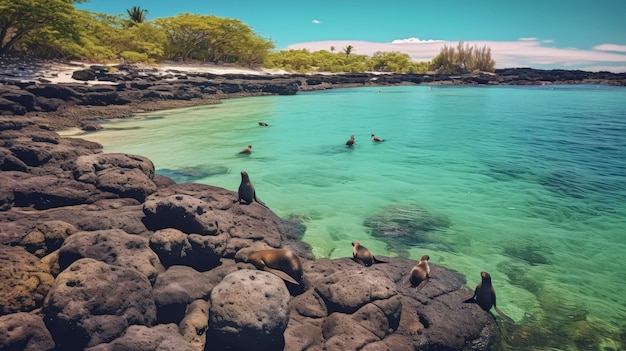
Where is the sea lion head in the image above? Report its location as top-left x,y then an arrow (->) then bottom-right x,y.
241,171 -> 249,181
420,254 -> 430,262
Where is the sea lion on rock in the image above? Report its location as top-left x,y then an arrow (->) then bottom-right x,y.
371,134 -> 384,142
237,171 -> 268,208
346,135 -> 356,147
246,249 -> 304,285
463,271 -> 515,323
352,241 -> 387,267
239,145 -> 252,154
409,254 -> 430,290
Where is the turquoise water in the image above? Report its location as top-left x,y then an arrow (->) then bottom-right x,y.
62,85 -> 626,350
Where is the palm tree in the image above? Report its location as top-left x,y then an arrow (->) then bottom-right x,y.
126,6 -> 148,27
343,45 -> 353,57
330,46 -> 335,53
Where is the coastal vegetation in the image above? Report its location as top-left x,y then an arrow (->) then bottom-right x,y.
0,1 -> 494,74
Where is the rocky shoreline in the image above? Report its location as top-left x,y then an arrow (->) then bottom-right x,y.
2,63 -> 622,350
0,115 -> 505,350
2,63 -> 625,130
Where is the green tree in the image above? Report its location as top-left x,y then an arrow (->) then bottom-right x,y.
126,6 -> 148,27
154,13 -> 273,64
0,0 -> 85,56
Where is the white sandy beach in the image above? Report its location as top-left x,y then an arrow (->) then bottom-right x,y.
0,56 -> 289,85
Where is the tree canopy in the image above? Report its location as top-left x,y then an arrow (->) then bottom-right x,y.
0,0 -> 85,56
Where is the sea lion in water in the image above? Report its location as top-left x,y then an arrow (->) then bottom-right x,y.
463,271 -> 515,323
258,121 -> 269,126
346,135 -> 356,147
246,249 -> 303,285
237,171 -> 268,208
409,254 -> 430,290
352,241 -> 387,267
239,145 -> 252,154
371,134 -> 384,142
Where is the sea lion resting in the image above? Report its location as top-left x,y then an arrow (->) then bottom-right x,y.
409,254 -> 430,290
352,240 -> 387,267
237,171 -> 268,208
463,271 -> 515,323
246,249 -> 304,285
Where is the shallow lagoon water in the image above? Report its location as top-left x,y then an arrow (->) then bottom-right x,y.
63,85 -> 626,349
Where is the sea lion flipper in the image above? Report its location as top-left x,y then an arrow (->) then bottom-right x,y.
373,256 -> 387,264
494,306 -> 515,323
255,196 -> 269,209
264,267 -> 299,285
414,279 -> 429,292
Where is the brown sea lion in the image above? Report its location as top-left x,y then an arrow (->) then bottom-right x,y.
239,145 -> 252,154
246,249 -> 303,285
237,171 -> 268,208
346,135 -> 356,147
463,271 -> 515,323
352,241 -> 387,267
409,254 -> 430,290
258,121 -> 269,126
371,134 -> 384,142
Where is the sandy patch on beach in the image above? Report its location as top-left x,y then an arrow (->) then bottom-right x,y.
0,56 -> 288,85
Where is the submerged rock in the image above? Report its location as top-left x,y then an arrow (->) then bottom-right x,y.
363,205 -> 451,255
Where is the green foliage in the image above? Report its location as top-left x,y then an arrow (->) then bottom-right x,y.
264,49 -> 429,74
429,41 -> 496,73
0,0 -> 85,55
153,13 -> 274,65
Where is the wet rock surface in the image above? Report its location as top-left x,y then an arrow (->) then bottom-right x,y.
0,112 -> 504,349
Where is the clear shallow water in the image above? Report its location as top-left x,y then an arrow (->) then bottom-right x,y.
63,85 -> 626,350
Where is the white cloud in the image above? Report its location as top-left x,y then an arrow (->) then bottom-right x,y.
542,39 -> 555,44
593,44 -> 626,52
287,38 -> 626,72
312,19 -> 321,24
518,37 -> 537,41
391,37 -> 444,44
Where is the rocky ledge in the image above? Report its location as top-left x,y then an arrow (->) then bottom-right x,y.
1,64 -> 624,131
0,116 -> 505,350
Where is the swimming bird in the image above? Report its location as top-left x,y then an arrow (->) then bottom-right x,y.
371,134 -> 384,142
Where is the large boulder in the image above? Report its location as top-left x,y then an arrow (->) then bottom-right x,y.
12,175 -> 101,209
0,312 -> 55,351
209,269 -> 291,351
42,258 -> 156,350
143,194 -> 219,235
58,229 -> 164,284
72,153 -> 157,201
149,228 -> 227,270
0,245 -> 54,314
19,220 -> 78,257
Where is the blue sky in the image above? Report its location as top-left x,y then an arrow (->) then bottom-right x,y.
78,0 -> 626,71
